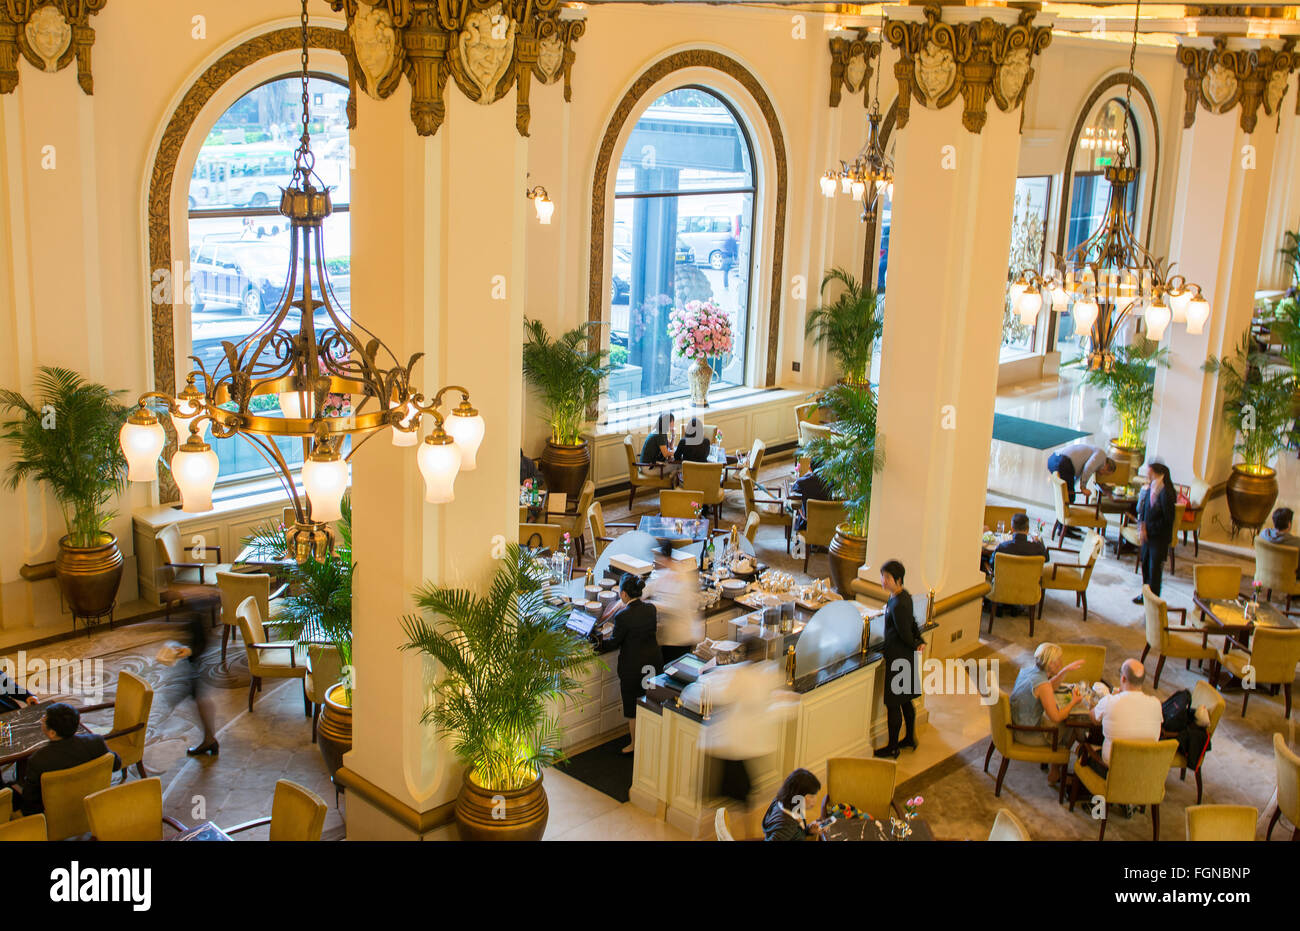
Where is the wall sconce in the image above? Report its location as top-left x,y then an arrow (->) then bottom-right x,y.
526,185 -> 555,224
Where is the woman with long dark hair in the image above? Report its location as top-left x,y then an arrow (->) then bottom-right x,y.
1134,460 -> 1176,604
762,768 -> 823,841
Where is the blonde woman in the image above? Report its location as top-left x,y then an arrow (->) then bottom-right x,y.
1009,642 -> 1085,785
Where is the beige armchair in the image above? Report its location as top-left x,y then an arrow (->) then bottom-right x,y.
824,757 -> 897,819
1050,473 -> 1107,543
1268,733 -> 1299,840
623,435 -> 674,509
988,808 -> 1030,841
1177,478 -> 1211,556
236,595 -> 307,715
84,777 -> 186,840
1040,530 -> 1104,620
0,815 -> 46,841
587,500 -> 634,560
1193,565 -> 1242,622
982,680 -> 1071,801
1253,538 -> 1300,608
1216,626 -> 1300,719
79,670 -> 153,783
983,505 -> 1021,533
797,420 -> 833,448
985,553 -> 1045,637
41,752 -> 115,841
1140,586 -> 1215,688
217,570 -> 285,667
1186,804 -> 1256,841
741,472 -> 790,552
224,779 -> 328,841
1120,503 -> 1185,572
519,522 -> 564,552
306,644 -> 344,744
553,481 -> 596,565
659,490 -> 703,520
800,500 -> 846,574
154,523 -> 228,625
1169,680 -> 1224,804
1057,643 -> 1106,687
680,462 -> 725,525
724,438 -> 766,492
742,511 -> 760,545
1069,738 -> 1179,840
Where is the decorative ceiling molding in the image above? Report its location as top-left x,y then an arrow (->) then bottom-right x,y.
0,0 -> 108,95
884,3 -> 1051,135
1177,36 -> 1297,132
326,0 -> 583,137
827,29 -> 879,108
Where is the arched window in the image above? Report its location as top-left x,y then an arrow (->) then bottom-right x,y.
186,74 -> 351,485
607,86 -> 756,404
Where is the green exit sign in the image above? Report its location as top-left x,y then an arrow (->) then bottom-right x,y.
1096,156 -> 1113,167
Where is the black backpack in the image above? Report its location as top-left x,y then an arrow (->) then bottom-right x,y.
1162,689 -> 1211,770
1162,688 -> 1192,732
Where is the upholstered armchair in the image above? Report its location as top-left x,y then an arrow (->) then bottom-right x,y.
41,752 -> 115,841
554,481 -> 596,565
658,490 -> 703,520
1216,626 -> 1300,719
724,438 -> 766,492
1186,804 -> 1257,841
823,757 -> 897,819
985,553 -> 1046,636
622,434 -> 674,509
1167,680 -> 1224,804
1178,478 -> 1211,555
742,511 -> 760,545
0,814 -> 46,841
84,778 -> 186,840
1049,473 -> 1106,543
1069,738 -> 1179,840
1253,538 -> 1300,608
305,644 -> 343,744
741,472 -> 790,552
224,779 -> 328,841
1040,530 -> 1105,620
519,522 -> 564,551
1120,504 -> 1185,571
587,501 -> 634,560
988,808 -> 1030,841
801,500 -> 846,575
1057,643 -> 1106,687
983,505 -> 1021,533
216,570 -> 286,667
680,461 -> 725,525
1140,586 -> 1215,688
236,595 -> 308,715
982,681 -> 1071,801
1268,733 -> 1299,840
154,523 -> 229,625
77,670 -> 153,783
797,420 -> 833,448
1193,565 -> 1242,624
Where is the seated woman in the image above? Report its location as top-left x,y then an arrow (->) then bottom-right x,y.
640,412 -> 675,466
674,416 -> 712,463
1009,642 -> 1084,785
762,768 -> 823,841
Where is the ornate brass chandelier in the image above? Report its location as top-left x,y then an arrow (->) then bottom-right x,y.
1008,0 -> 1210,371
822,19 -> 893,220
119,0 -> 484,561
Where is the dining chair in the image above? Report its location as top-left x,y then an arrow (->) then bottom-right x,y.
1253,538 -> 1300,609
1267,733 -> 1299,840
519,522 -> 564,552
1178,478 -> 1211,555
741,472 -> 790,552
236,595 -> 308,715
0,815 -> 46,841
1049,472 -> 1107,544
1069,738 -> 1179,840
714,807 -> 735,841
587,501 -> 634,560
982,676 -> 1071,801
623,435 -> 674,510
154,523 -> 226,626
825,757 -> 897,819
84,777 -> 187,840
658,490 -> 703,521
1040,530 -> 1104,620
1168,680 -> 1224,804
797,420 -> 833,448
742,511 -> 760,545
224,779 -> 327,841
988,808 -> 1030,841
77,670 -> 153,783
1215,626 -> 1300,719
41,752 -> 115,841
680,461 -> 726,525
983,505 -> 1021,533
1193,565 -> 1242,625
554,481 -> 596,565
1057,643 -> 1106,687
305,644 -> 343,744
724,438 -> 766,492
0,788 -> 10,822
985,553 -> 1046,637
217,570 -> 285,666
1185,804 -> 1257,841
1120,504 -> 1185,572
1140,586 -> 1215,688
801,500 -> 846,574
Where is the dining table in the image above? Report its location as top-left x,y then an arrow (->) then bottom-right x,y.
166,820 -> 232,842
0,702 -> 93,767
818,814 -> 935,841
1192,595 -> 1297,639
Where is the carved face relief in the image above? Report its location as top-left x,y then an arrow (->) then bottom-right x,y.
26,4 -> 72,72
351,4 -> 399,98
1202,63 -> 1238,112
458,4 -> 516,103
914,41 -> 956,103
998,48 -> 1031,103
845,53 -> 867,93
1266,69 -> 1288,113
538,34 -> 563,82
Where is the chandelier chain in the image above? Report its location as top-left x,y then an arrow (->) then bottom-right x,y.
294,0 -> 315,184
1118,0 -> 1140,167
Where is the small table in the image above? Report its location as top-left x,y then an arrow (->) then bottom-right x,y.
234,544 -> 297,574
167,820 -> 232,842
520,488 -> 549,523
819,815 -> 934,842
0,703 -> 91,767
1193,596 -> 1297,638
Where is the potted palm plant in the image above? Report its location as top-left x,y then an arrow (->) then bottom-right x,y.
400,544 -> 596,841
805,268 -> 883,387
1204,333 -> 1296,533
522,318 -> 612,500
1077,337 -> 1169,471
802,383 -> 883,596
0,367 -> 129,620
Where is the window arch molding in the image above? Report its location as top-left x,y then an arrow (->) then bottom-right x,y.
588,50 -> 788,387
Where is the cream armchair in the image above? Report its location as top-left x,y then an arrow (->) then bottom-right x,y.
982,680 -> 1071,801
78,670 -> 153,783
1040,530 -> 1104,620
1186,804 -> 1257,841
824,757 -> 897,819
724,438 -> 766,492
623,435 -> 674,510
306,644 -> 343,744
985,553 -> 1045,637
741,472 -> 790,552
84,778 -> 186,840
1177,478 -> 1211,556
1253,538 -> 1300,609
224,779 -> 328,841
1120,504 -> 1185,572
1069,738 -> 1179,840
216,570 -> 285,667
1050,473 -> 1106,543
680,462 -> 725,525
587,500 -> 634,560
801,500 -> 846,575
41,753 -> 115,841
1215,626 -> 1300,719
1268,733 -> 1299,840
154,523 -> 228,625
236,595 -> 307,715
1140,586 -> 1215,688
988,808 -> 1030,841
1169,680 -> 1224,804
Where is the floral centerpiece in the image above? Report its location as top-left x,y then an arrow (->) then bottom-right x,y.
667,300 -> 733,407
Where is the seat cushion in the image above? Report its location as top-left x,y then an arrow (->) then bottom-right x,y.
1119,525 -> 1141,545
1005,743 -> 1070,765
1041,564 -> 1086,591
173,563 -> 234,584
1164,631 -> 1217,660
252,643 -> 308,675
1074,760 -> 1107,797
159,584 -> 221,608
1065,508 -> 1105,527
1218,650 -> 1252,679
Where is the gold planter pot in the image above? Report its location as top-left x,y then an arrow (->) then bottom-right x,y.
828,524 -> 868,598
454,770 -> 548,842
539,440 -> 590,502
1107,439 -> 1145,475
1225,464 -> 1278,534
317,682 -> 353,784
687,357 -> 713,407
54,533 -> 123,620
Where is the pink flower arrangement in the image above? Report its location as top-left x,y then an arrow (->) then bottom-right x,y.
667,300 -> 734,362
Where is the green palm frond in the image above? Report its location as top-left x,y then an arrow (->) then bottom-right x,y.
1075,337 -> 1169,448
802,383 -> 882,536
522,318 -> 613,445
805,268 -> 883,385
1204,333 -> 1296,469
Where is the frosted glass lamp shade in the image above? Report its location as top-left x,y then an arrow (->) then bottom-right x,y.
418,436 -> 462,504
1145,298 -> 1171,341
1185,295 -> 1210,335
172,445 -> 219,512
1073,299 -> 1100,332
302,453 -> 348,523
120,417 -> 167,482
446,410 -> 486,470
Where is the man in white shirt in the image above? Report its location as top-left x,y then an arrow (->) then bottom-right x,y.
1082,658 -> 1164,776
1047,443 -> 1116,502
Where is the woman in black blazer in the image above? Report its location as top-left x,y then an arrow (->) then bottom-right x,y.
595,574 -> 660,754
1135,461 -> 1176,603
673,416 -> 712,463
875,559 -> 922,759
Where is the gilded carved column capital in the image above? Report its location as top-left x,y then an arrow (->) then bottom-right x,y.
827,29 -> 879,108
327,0 -> 582,137
1177,36 -> 1296,133
884,4 -> 1051,135
0,0 -> 108,95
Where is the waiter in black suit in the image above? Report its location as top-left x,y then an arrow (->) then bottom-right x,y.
1134,461 -> 1176,604
594,574 -> 660,755
0,670 -> 37,711
15,703 -> 121,815
874,560 -> 922,759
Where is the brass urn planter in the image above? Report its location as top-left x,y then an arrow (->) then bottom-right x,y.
454,770 -> 549,842
687,357 -> 713,407
1225,464 -> 1278,534
827,523 -> 868,598
55,532 -> 123,620
1106,439 -> 1145,476
539,439 -> 590,502
317,682 -> 353,784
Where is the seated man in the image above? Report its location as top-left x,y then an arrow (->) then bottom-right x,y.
993,513 -> 1048,560
1078,659 -> 1162,779
0,669 -> 38,712
1259,507 -> 1300,579
788,458 -> 831,533
15,703 -> 121,816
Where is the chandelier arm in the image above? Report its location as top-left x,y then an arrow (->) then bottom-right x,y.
238,430 -> 305,515
341,425 -> 388,463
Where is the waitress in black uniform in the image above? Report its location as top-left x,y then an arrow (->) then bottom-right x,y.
874,559 -> 921,759
595,574 -> 660,755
